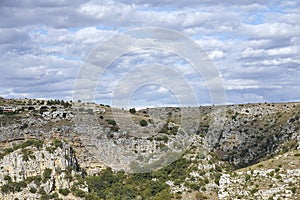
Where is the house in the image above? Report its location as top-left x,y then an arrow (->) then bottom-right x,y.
3,107 -> 15,113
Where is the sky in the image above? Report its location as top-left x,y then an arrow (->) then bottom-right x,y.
0,0 -> 299,108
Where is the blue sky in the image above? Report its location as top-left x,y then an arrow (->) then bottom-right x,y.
0,0 -> 299,108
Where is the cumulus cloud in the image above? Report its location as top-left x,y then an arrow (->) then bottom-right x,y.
0,0 -> 299,105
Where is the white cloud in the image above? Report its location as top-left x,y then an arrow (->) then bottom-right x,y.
0,0 -> 299,105
243,23 -> 300,39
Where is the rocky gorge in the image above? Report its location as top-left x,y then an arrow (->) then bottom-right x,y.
0,98 -> 299,199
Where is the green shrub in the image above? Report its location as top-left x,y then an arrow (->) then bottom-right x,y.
29,187 -> 37,193
3,148 -> 13,154
52,139 -> 63,149
26,175 -> 42,186
15,140 -> 43,150
59,188 -> 70,196
107,119 -> 117,126
49,192 -> 59,199
156,135 -> 169,143
73,189 -> 86,198
188,182 -> 200,190
174,192 -> 182,199
275,174 -> 281,179
0,140 -> 43,160
245,174 -> 251,182
250,188 -> 258,194
46,146 -> 56,153
214,173 -> 221,185
4,175 -> 11,182
139,119 -> 148,127
1,180 -> 27,193
82,157 -> 191,199
151,189 -> 172,200
204,177 -> 209,184
21,148 -> 35,161
43,168 -> 52,181
38,187 -> 46,195
129,108 -> 136,114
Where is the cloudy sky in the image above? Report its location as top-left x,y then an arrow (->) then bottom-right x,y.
0,0 -> 299,107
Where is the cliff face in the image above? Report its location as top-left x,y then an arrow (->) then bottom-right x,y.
0,99 -> 299,199
0,140 -> 84,200
207,103 -> 300,167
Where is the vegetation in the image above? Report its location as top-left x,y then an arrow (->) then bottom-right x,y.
21,148 -> 35,161
139,119 -> 148,126
107,119 -> 117,126
43,168 -> 52,182
29,187 -> 37,193
59,188 -> 70,196
65,157 -> 192,199
0,140 -> 43,160
129,108 -> 136,114
159,120 -> 179,135
1,98 -> 300,199
51,139 -> 63,149
1,181 -> 27,194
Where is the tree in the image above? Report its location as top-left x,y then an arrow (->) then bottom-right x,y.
129,108 -> 136,114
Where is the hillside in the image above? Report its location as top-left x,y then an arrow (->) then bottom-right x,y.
0,98 -> 299,199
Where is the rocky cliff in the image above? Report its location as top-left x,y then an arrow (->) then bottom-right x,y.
0,98 -> 299,199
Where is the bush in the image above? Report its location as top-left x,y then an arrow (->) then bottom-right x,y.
21,148 -> 35,161
38,187 -> 46,195
3,148 -> 13,154
129,108 -> 136,114
73,189 -> 86,198
188,182 -> 200,190
4,175 -> 12,182
204,177 -> 209,184
1,181 -> 27,193
214,173 -> 221,185
107,119 -> 117,126
29,187 -> 37,193
26,175 -> 42,186
49,192 -> 59,199
250,188 -> 258,194
14,140 -> 43,150
52,139 -> 63,149
59,188 -> 70,196
151,189 -> 172,200
245,174 -> 251,182
43,168 -> 52,180
156,135 -> 169,143
139,119 -> 148,127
